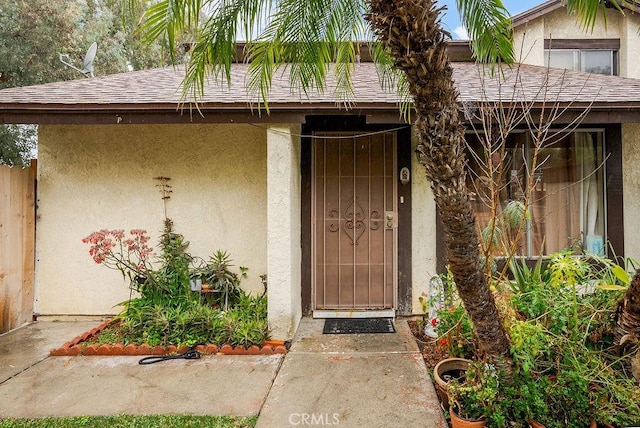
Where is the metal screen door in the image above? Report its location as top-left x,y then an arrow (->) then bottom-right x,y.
312,131 -> 397,313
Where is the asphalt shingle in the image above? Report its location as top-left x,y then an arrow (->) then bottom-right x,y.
1,62 -> 640,111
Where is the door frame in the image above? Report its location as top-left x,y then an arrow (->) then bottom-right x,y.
301,116 -> 413,317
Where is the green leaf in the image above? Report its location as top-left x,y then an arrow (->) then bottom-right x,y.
611,264 -> 631,285
456,0 -> 514,64
596,284 -> 628,291
565,0 -> 615,32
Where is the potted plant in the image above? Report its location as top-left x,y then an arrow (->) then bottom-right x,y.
447,361 -> 499,428
433,357 -> 471,407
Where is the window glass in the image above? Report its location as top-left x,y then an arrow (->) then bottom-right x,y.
581,50 -> 613,75
545,50 -> 578,70
544,49 -> 615,76
466,131 -> 606,257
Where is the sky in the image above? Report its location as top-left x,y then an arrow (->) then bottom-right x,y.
439,0 -> 545,39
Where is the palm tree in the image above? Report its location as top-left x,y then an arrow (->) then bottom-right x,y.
364,0 -> 512,372
128,0 -> 623,372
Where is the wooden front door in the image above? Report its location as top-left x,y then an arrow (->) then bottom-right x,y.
312,132 -> 397,313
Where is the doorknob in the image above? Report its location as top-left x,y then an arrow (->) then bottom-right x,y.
385,211 -> 394,228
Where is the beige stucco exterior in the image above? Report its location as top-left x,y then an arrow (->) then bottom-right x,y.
266,124 -> 302,339
36,121 -> 439,332
410,130 -> 438,314
622,123 -> 640,262
36,124 -> 268,316
514,8 -> 640,79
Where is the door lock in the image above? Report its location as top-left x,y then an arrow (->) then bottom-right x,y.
386,211 -> 394,228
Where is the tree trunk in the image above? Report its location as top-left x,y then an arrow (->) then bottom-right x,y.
366,0 -> 512,372
615,269 -> 640,378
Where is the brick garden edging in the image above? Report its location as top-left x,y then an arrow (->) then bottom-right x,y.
50,319 -> 288,356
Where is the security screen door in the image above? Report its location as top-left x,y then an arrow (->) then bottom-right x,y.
312,132 -> 397,312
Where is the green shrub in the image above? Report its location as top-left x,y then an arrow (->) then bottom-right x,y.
438,250 -> 640,427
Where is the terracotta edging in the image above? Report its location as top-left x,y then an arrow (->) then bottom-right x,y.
50,319 -> 287,356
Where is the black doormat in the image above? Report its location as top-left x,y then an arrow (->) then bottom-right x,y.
323,318 -> 396,334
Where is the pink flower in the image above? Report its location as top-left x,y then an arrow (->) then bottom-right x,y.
82,228 -> 153,268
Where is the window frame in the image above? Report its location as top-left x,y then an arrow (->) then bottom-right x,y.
543,38 -> 620,76
463,128 -> 609,259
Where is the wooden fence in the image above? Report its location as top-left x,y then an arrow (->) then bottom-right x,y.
0,162 -> 36,333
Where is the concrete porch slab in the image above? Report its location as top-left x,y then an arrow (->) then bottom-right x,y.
256,318 -> 447,428
290,317 -> 420,354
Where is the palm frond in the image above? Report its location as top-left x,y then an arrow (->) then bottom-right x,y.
131,0 -> 204,64
565,0 -> 614,32
180,0 -> 272,103
368,41 -> 412,120
456,0 -> 513,64
245,0 -> 368,107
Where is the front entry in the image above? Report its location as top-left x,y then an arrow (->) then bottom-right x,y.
312,131 -> 397,316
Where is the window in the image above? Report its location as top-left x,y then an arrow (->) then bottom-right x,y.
467,130 -> 606,257
544,49 -> 617,76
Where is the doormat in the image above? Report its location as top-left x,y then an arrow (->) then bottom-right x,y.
323,318 -> 396,334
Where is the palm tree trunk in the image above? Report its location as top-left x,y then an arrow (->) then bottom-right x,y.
615,269 -> 640,378
366,0 -> 512,372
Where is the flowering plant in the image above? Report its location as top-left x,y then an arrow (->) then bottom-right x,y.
82,229 -> 153,290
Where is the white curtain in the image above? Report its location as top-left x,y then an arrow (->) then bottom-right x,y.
577,133 -> 605,255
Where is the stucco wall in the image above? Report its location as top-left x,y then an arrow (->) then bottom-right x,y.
36,124 -> 267,316
410,129 -> 438,314
622,123 -> 640,261
514,8 -> 640,78
266,125 -> 302,339
513,18 -> 545,65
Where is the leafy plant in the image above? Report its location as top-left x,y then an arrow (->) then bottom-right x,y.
434,273 -> 475,358
507,256 -> 546,294
195,250 -> 246,311
447,361 -> 499,423
439,248 -> 640,427
82,177 -> 269,348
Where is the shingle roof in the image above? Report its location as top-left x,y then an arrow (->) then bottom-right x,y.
511,0 -> 640,27
2,62 -> 640,123
0,63 -> 398,107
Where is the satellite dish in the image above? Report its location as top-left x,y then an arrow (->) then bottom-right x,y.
59,42 -> 97,78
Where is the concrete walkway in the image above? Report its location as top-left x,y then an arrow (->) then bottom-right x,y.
0,318 -> 446,427
257,318 -> 447,427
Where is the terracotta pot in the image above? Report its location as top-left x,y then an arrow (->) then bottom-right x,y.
433,358 -> 471,407
449,406 -> 486,428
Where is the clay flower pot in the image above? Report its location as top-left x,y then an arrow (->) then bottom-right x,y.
450,406 -> 487,428
433,357 -> 471,407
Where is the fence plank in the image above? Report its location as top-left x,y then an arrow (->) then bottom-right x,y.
0,163 -> 36,333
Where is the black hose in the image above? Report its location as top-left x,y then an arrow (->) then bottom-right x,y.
138,344 -> 204,365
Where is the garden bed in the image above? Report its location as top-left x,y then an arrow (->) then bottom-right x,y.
407,319 -> 451,370
50,319 -> 287,357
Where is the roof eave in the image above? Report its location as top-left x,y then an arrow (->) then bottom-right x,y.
512,0 -> 564,27
3,101 -> 640,126
0,103 -> 407,125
